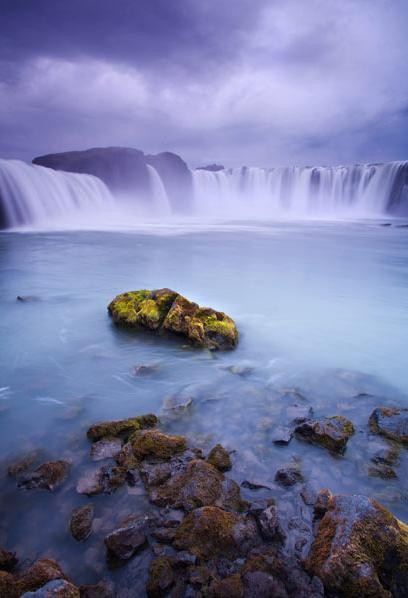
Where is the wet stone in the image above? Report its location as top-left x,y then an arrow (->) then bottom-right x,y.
286,404 -> 313,424
70,505 -> 94,542
7,449 -> 43,478
87,414 -> 158,442
256,505 -> 286,542
369,407 -> 408,444
271,426 -> 293,445
133,364 -> 158,376
300,483 -> 318,506
76,465 -> 127,496
90,438 -> 122,462
104,519 -> 147,563
207,443 -> 232,472
275,463 -> 304,487
17,460 -> 70,491
241,480 -> 271,491
146,556 -> 174,597
295,415 -> 355,453
17,559 -> 68,595
368,464 -> 397,479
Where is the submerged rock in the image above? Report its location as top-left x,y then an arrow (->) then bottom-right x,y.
295,416 -> 355,453
147,458 -> 244,512
76,465 -> 127,495
70,505 -> 94,542
7,449 -> 43,478
108,289 -> 238,350
17,460 -> 70,491
87,414 -> 157,442
307,492 -> 408,596
174,506 -> 261,559
256,505 -> 286,543
275,462 -> 304,487
207,444 -> 232,472
104,519 -> 147,562
90,438 -> 122,461
272,426 -> 293,445
369,407 -> 408,444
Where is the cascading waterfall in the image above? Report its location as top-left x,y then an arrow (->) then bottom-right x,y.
0,159 -> 115,228
192,161 -> 408,218
0,157 -> 407,229
146,164 -> 171,215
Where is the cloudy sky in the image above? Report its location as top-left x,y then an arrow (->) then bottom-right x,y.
1,0 -> 408,168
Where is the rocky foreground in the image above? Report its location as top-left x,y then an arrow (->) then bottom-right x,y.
2,407 -> 408,597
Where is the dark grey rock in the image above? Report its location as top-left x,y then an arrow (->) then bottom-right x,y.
104,519 -> 147,562
369,407 -> 408,444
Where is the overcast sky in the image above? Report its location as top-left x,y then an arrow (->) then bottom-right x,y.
1,0 -> 408,168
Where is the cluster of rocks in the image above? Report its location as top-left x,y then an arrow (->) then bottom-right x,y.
108,289 -> 238,351
4,404 -> 408,597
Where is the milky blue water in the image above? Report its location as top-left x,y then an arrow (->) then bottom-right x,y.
0,220 -> 407,586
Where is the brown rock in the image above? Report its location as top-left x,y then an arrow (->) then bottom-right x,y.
146,556 -> 174,597
207,444 -> 232,472
369,407 -> 408,444
174,506 -> 261,559
148,459 -> 244,512
0,571 -> 18,598
295,416 -> 355,453
17,559 -> 68,594
307,492 -> 408,596
70,505 -> 94,541
0,548 -> 17,572
104,519 -> 147,562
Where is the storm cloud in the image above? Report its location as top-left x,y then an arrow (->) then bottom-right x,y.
1,0 -> 408,167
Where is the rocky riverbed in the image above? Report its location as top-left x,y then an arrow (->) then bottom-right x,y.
1,402 -> 408,596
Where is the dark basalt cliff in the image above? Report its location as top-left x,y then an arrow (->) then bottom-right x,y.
33,146 -> 193,212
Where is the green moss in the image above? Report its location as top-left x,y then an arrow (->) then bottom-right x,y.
87,414 -> 158,442
328,415 -> 355,436
130,429 -> 187,461
174,506 -> 239,559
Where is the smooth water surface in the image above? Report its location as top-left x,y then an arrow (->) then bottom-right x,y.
0,221 -> 407,587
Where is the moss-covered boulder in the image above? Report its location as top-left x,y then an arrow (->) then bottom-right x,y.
130,429 -> 187,461
108,289 -> 238,350
307,492 -> 408,596
295,416 -> 355,454
207,444 -> 232,472
369,407 -> 408,445
87,414 -> 157,442
174,506 -> 261,559
147,459 -> 244,512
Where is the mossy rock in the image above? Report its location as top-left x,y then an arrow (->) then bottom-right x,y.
87,414 -> 157,442
147,459 -> 244,512
295,415 -> 355,454
0,571 -> 18,598
130,429 -> 187,461
174,506 -> 261,559
108,288 -> 238,350
307,492 -> 408,596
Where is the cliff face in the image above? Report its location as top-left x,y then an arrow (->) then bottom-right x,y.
33,147 -> 192,212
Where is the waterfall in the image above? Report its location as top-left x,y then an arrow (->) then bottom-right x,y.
0,157 -> 407,229
192,161 -> 408,218
0,159 -> 115,228
146,164 -> 171,215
